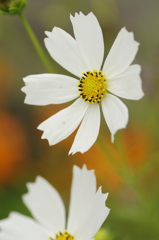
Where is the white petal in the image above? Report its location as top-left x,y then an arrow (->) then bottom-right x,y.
38,98 -> 89,146
107,64 -> 144,100
69,104 -> 100,154
67,165 -> 96,233
22,176 -> 65,235
22,74 -> 78,105
44,27 -> 88,77
67,165 -> 109,240
101,93 -> 128,142
70,12 -> 104,71
0,212 -> 47,240
76,188 -> 110,240
102,27 -> 139,79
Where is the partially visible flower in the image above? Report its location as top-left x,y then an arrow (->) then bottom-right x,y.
22,12 -> 144,154
0,0 -> 27,15
0,165 -> 110,240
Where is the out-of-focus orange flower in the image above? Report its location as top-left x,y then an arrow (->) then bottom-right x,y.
120,126 -> 153,170
0,111 -> 29,186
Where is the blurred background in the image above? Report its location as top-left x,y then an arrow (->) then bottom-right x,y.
0,0 -> 159,239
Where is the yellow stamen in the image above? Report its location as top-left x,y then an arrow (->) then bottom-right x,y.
77,70 -> 107,104
49,231 -> 74,240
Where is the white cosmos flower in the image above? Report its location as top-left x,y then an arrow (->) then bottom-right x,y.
0,165 -> 110,240
22,12 -> 144,154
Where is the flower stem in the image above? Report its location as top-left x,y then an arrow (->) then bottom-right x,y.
18,13 -> 54,73
97,135 -> 124,175
97,134 -> 135,185
97,136 -> 115,162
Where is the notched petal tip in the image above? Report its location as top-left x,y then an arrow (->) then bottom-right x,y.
70,11 -> 94,20
68,150 -> 74,155
68,149 -> 84,155
21,86 -> 26,93
25,176 -> 40,191
122,26 -> 140,45
72,164 -> 91,175
97,187 -> 110,214
70,14 -> 74,21
79,11 -> 84,16
45,26 -> 58,37
70,12 -> 77,19
45,31 -> 51,37
37,124 -> 50,142
22,76 -> 31,84
82,164 -> 88,170
41,133 -> 51,145
22,178 -> 37,203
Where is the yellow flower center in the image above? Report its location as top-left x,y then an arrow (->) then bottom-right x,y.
77,70 -> 107,104
49,231 -> 74,240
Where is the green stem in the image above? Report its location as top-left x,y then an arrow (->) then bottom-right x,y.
19,13 -> 54,73
97,136 -> 124,177
97,136 -> 115,162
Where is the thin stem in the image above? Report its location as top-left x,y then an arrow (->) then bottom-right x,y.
134,151 -> 159,182
114,132 -> 135,186
97,136 -> 115,162
97,134 -> 136,186
19,13 -> 54,73
97,135 -> 125,177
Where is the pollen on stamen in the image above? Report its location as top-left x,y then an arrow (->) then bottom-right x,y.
77,70 -> 107,104
49,231 -> 74,240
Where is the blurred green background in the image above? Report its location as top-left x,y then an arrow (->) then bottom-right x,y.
0,0 -> 159,239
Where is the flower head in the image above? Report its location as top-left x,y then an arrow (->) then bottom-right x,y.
0,165 -> 110,240
22,12 -> 144,154
0,0 -> 27,15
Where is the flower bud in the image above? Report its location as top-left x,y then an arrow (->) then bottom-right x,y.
0,0 -> 27,15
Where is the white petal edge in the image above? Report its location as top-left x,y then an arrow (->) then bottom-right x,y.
107,64 -> 144,100
67,165 -> 109,240
69,104 -> 100,154
70,12 -> 104,71
22,176 -> 65,235
102,27 -> 139,79
75,188 -> 109,240
44,27 -> 88,77
101,93 -> 128,142
0,212 -> 47,240
38,98 -> 89,146
67,165 -> 96,234
22,74 -> 79,105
